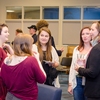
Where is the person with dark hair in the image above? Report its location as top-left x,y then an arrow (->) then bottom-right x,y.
28,25 -> 37,44
15,29 -> 23,35
75,21 -> 100,100
36,19 -> 64,56
68,27 -> 92,100
12,28 -> 23,45
1,33 -> 46,100
0,23 -> 14,100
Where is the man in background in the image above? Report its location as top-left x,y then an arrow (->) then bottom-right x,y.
15,29 -> 23,35
28,25 -> 37,44
12,29 -> 23,45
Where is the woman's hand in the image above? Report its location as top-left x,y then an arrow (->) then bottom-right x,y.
74,63 -> 80,72
77,59 -> 85,67
33,51 -> 39,59
3,43 -> 14,55
49,61 -> 59,68
3,43 -> 10,49
60,47 -> 64,52
75,62 -> 85,72
68,85 -> 73,95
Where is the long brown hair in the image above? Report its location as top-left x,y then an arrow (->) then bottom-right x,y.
78,27 -> 91,50
13,33 -> 33,56
36,27 -> 52,62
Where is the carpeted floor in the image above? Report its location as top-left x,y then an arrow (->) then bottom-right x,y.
59,73 -> 74,100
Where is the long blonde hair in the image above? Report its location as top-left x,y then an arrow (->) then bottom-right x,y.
91,21 -> 100,42
13,33 -> 33,56
36,27 -> 52,62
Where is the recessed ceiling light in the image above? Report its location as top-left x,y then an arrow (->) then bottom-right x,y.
6,10 -> 14,12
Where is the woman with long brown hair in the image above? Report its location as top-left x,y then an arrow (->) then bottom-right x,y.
68,27 -> 92,100
32,27 -> 60,87
75,21 -> 100,100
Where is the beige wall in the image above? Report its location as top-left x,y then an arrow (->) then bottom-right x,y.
0,0 -> 100,57
1,0 -> 100,23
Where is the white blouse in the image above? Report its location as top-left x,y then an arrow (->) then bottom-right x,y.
69,46 -> 90,89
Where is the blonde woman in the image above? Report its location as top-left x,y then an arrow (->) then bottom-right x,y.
1,34 -> 46,100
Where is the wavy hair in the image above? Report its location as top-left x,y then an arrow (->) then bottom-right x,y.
36,27 -> 52,62
36,19 -> 49,30
78,27 -> 91,50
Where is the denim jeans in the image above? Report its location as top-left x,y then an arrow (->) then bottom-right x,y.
73,77 -> 87,100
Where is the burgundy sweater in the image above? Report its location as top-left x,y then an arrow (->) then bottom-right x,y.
1,56 -> 46,100
0,48 -> 7,68
0,47 -> 7,100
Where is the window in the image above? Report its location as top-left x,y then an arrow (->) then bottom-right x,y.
43,7 -> 59,19
24,6 -> 40,19
83,6 -> 100,20
6,6 -> 22,19
6,5 -> 100,45
64,7 -> 81,19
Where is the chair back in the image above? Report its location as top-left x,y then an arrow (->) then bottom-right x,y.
37,84 -> 62,100
61,57 -> 72,66
66,45 -> 76,57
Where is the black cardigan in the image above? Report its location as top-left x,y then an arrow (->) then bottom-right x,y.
78,43 -> 100,98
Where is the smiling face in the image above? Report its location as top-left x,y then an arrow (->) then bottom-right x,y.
39,30 -> 50,45
0,26 -> 9,43
90,23 -> 99,39
81,28 -> 91,43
